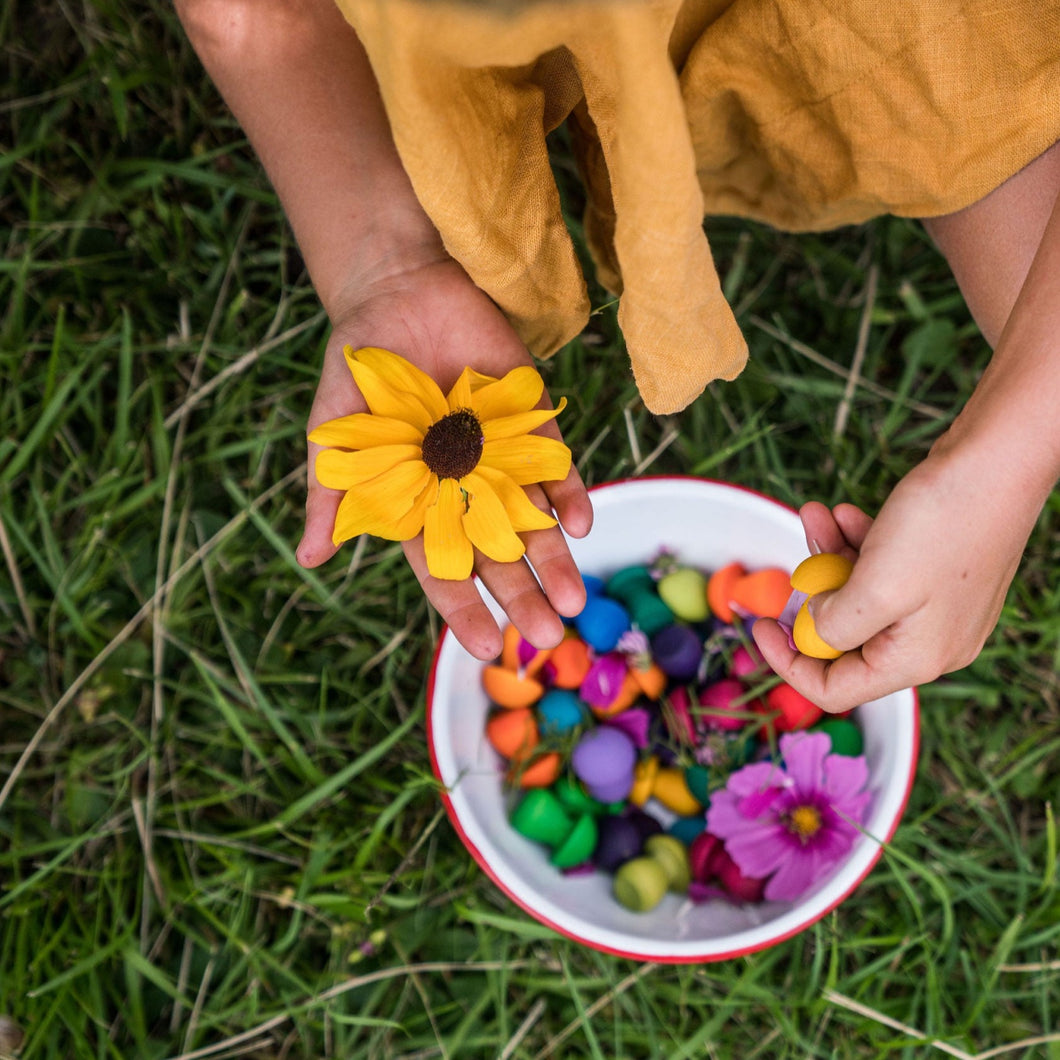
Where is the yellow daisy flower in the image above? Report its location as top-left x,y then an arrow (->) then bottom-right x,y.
309,346 -> 572,580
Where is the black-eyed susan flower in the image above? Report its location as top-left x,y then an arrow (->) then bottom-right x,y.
309,346 -> 572,580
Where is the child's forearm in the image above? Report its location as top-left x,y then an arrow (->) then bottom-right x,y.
174,0 -> 444,319
754,149 -> 1060,710
932,180 -> 1060,506
924,143 -> 1060,500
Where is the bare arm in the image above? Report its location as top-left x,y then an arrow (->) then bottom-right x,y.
174,0 -> 445,315
756,141 -> 1060,709
926,142 -> 1060,489
175,0 -> 593,659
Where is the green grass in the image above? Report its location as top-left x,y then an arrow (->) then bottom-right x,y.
2,3 -> 1059,1058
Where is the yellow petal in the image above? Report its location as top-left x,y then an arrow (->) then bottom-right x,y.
473,465 -> 557,532
387,478 -> 439,540
445,366 -> 474,411
466,366 -> 500,393
346,346 -> 448,422
468,366 -> 544,420
480,435 -> 572,485
344,353 -> 435,435
424,478 -> 474,580
481,398 -> 567,442
332,488 -> 376,545
309,413 -> 423,449
315,444 -> 422,491
462,473 -> 526,563
330,460 -> 433,544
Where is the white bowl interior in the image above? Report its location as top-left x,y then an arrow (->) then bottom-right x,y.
428,478 -> 918,961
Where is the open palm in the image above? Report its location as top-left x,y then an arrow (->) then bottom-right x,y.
296,258 -> 593,660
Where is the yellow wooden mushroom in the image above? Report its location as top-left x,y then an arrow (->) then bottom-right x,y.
789,553 -> 854,660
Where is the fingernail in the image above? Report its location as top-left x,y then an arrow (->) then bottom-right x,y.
807,591 -> 826,618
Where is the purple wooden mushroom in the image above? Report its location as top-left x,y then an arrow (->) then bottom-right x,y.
571,727 -> 637,803
650,624 -> 703,682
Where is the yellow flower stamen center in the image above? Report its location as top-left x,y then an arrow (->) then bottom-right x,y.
786,804 -> 822,841
421,408 -> 483,480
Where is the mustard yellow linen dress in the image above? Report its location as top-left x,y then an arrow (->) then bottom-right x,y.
333,0 -> 1060,414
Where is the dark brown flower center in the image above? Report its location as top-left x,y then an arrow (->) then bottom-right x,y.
421,408 -> 484,480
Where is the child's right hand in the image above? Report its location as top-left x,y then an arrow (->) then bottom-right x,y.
295,257 -> 594,662
753,439 -> 1046,711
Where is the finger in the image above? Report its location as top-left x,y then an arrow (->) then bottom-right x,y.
299,337 -> 369,568
517,481 -> 588,620
544,460 -> 593,540
809,538 -> 920,653
522,521 -> 587,620
808,585 -> 895,655
403,537 -> 506,661
529,390 -> 592,540
798,501 -> 859,562
296,487 -> 343,568
752,618 -> 916,713
832,503 -> 874,550
408,511 -> 572,660
751,617 -> 801,676
796,502 -> 887,652
798,501 -> 846,555
474,545 -> 568,650
308,336 -> 369,429
296,445 -> 343,569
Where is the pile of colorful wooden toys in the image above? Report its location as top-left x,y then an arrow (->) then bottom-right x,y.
481,554 -> 864,912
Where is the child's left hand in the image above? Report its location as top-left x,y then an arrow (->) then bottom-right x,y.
752,444 -> 1046,712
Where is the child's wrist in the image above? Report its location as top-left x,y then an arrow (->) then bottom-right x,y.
314,204 -> 449,322
928,414 -> 1058,513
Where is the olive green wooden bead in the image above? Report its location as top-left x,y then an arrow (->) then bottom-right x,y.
644,833 -> 692,893
613,856 -> 669,912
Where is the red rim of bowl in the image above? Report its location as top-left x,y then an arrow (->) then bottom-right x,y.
426,475 -> 921,962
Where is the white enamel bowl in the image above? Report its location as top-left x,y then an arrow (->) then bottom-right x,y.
427,477 -> 919,962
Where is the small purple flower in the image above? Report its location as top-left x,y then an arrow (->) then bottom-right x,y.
616,629 -> 650,656
776,589 -> 807,651
705,732 -> 872,902
616,629 -> 653,671
649,547 -> 679,580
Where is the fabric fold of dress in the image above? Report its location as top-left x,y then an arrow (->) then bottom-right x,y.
334,0 -> 1060,415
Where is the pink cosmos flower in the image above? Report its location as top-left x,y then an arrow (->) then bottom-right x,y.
705,731 -> 871,902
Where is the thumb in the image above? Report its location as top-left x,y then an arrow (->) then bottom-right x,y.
808,579 -> 896,654
296,478 -> 343,569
